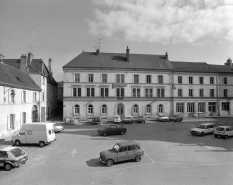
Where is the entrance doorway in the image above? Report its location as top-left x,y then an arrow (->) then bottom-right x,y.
117,103 -> 124,120
32,105 -> 38,122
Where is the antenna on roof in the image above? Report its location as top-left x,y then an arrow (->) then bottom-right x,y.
27,44 -> 37,53
96,38 -> 104,51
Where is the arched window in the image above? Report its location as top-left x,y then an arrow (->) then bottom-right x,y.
133,104 -> 139,114
101,104 -> 107,114
158,104 -> 163,113
146,104 -> 151,114
88,104 -> 93,114
74,105 -> 80,114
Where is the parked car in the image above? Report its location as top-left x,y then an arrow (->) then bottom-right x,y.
214,126 -> 233,139
0,146 -> 28,171
113,115 -> 121,124
90,117 -> 101,125
190,123 -> 217,136
122,116 -> 133,124
53,124 -> 64,133
99,141 -> 145,167
97,125 -> 127,136
169,115 -> 183,122
136,115 -> 146,123
157,114 -> 169,122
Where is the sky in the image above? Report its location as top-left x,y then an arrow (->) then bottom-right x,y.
0,0 -> 233,82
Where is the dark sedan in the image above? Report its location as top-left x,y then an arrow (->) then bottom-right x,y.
169,115 -> 183,122
97,125 -> 127,136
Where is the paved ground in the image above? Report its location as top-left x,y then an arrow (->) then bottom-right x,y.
1,116 -> 233,185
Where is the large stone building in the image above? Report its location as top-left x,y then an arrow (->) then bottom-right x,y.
62,47 -> 233,120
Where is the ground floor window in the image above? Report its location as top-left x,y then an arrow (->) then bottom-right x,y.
208,102 -> 216,112
222,102 -> 230,111
133,104 -> 139,114
146,104 -> 151,114
10,114 -> 15,130
198,102 -> 205,113
158,104 -> 163,113
187,103 -> 195,113
88,105 -> 93,114
101,104 -> 107,114
176,103 -> 184,113
22,112 -> 26,124
74,105 -> 80,114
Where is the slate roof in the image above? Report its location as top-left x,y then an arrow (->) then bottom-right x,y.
210,64 -> 233,73
171,61 -> 218,73
0,63 -> 41,91
63,52 -> 174,71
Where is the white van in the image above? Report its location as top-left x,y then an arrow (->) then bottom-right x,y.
12,123 -> 56,147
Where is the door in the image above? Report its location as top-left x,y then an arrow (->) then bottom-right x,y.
26,130 -> 33,143
108,125 -> 117,135
127,145 -> 135,160
117,103 -> 124,120
41,107 -> 45,122
117,147 -> 128,162
32,105 -> 38,122
18,130 -> 26,143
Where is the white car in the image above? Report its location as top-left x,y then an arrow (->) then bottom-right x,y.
0,146 -> 28,171
190,123 -> 217,136
113,115 -> 121,123
53,124 -> 64,133
157,114 -> 169,122
214,126 -> 233,139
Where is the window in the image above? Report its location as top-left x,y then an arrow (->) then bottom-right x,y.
189,89 -> 193,97
116,88 -> 124,97
158,75 -> 163,84
87,88 -> 95,97
187,103 -> 195,113
74,105 -> 80,114
222,102 -> 230,111
208,102 -> 216,112
88,105 -> 93,114
101,88 -> 109,97
198,102 -> 205,112
73,88 -> 81,97
146,75 -> 151,83
134,75 -> 139,83
178,89 -> 182,97
224,89 -> 228,97
157,89 -> 165,97
10,114 -> 15,129
178,76 -> 182,84
10,90 -> 15,103
199,89 -> 204,97
223,77 -> 227,84
119,147 -> 127,153
102,74 -> 107,83
42,77 -> 45,85
199,77 -> 203,84
145,88 -> 153,97
132,88 -> 140,97
210,77 -> 214,84
42,92 -> 45,101
176,103 -> 184,113
88,74 -> 93,82
0,151 -> 8,158
133,104 -> 139,114
116,74 -> 124,83
74,74 -> 80,82
210,89 -> 214,97
146,104 -> 151,114
22,91 -> 26,103
101,104 -> 107,114
22,112 -> 26,124
48,91 -> 50,102
189,77 -> 193,84
33,92 -> 37,102
158,104 -> 163,113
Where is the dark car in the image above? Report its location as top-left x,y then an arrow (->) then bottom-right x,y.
99,141 -> 144,167
91,117 -> 101,125
97,125 -> 127,136
136,115 -> 146,123
169,115 -> 183,122
122,116 -> 133,124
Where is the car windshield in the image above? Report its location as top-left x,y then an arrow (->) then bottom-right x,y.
10,148 -> 25,157
216,127 -> 225,131
196,125 -> 205,129
113,144 -> 120,152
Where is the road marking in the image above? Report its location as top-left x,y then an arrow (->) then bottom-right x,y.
32,155 -> 44,161
71,148 -> 77,158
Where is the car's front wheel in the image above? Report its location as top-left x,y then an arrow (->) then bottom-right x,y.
135,156 -> 141,162
4,163 -> 12,171
121,131 -> 125,135
15,140 -> 20,146
106,159 -> 113,167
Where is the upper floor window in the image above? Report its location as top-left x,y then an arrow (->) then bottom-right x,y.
42,92 -> 45,101
88,74 -> 93,82
146,75 -> 151,83
33,92 -> 37,102
157,89 -> 165,97
158,75 -> 163,84
22,91 -> 26,103
189,77 -> 193,84
102,74 -> 107,83
10,90 -> 15,103
178,76 -> 182,84
132,88 -> 140,97
73,88 -> 81,97
224,89 -> 228,97
22,112 -> 26,124
42,77 -> 45,85
210,77 -> 214,84
134,75 -> 139,83
74,74 -> 80,82
87,88 -> 95,97
210,89 -> 215,97
178,89 -> 182,97
223,77 -> 227,84
199,77 -> 203,84
10,114 -> 15,130
145,88 -> 153,97
199,89 -> 204,97
116,88 -> 124,97
116,74 -> 125,83
189,89 -> 193,97
101,88 -> 109,97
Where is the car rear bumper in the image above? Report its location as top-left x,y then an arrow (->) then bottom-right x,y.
12,156 -> 28,167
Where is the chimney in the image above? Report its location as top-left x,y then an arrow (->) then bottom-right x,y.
0,54 -> 4,64
165,52 -> 168,60
20,54 -> 28,72
96,48 -> 99,55
126,46 -> 130,62
48,58 -> 53,77
225,58 -> 232,66
27,52 -> 34,65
